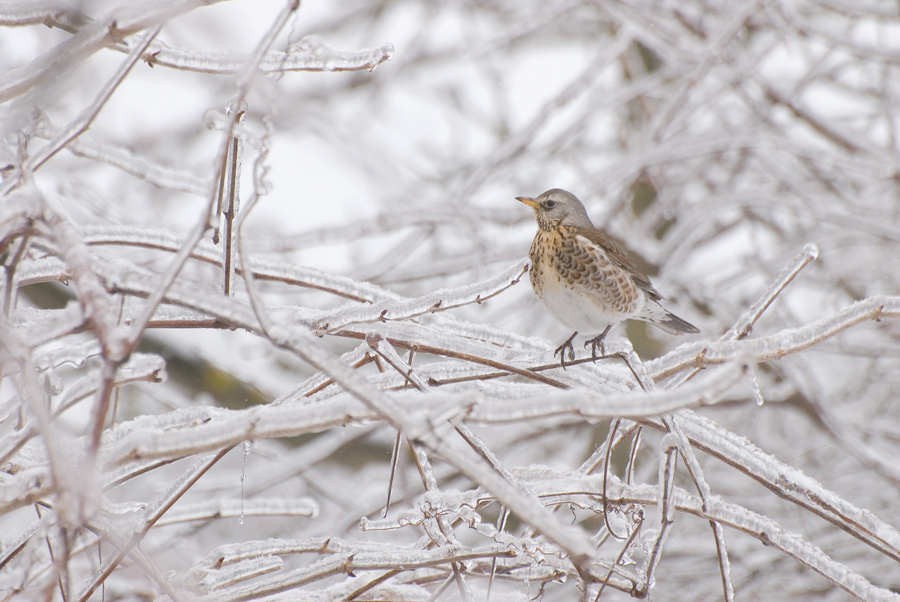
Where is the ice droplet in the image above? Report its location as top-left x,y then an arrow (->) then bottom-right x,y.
748,366 -> 765,406
803,243 -> 819,260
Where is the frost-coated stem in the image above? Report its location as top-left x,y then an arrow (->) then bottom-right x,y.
316,259 -> 529,335
721,243 -> 819,341
141,40 -> 395,74
73,448 -> 230,602
258,321 -> 603,571
221,107 -> 245,297
672,410 -> 900,562
0,2 -> 186,104
617,336 -> 735,599
637,436 -> 678,595
525,470 -> 900,602
25,24 -> 162,175
125,1 -> 297,349
649,295 -> 900,381
367,333 -> 429,391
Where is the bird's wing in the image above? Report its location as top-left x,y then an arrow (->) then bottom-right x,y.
570,226 -> 664,301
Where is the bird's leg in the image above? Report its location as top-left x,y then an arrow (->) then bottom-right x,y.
584,325 -> 613,362
553,331 -> 578,370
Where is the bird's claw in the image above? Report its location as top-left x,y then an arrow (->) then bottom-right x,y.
583,325 -> 613,363
553,332 -> 578,370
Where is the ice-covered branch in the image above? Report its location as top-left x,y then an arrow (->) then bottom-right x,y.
155,498 -> 318,526
650,295 -> 900,380
95,363 -> 741,470
0,1 -> 87,32
314,259 -> 528,335
721,243 -> 819,341
36,128 -> 211,196
522,470 -> 900,602
671,410 -> 900,563
189,543 -> 513,600
0,0 -> 224,103
72,225 -> 397,303
142,38 -> 394,74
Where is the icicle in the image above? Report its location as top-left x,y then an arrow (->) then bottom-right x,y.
240,440 -> 253,525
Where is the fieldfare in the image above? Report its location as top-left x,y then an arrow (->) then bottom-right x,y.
517,188 -> 699,368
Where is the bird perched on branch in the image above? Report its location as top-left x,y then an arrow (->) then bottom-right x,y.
517,188 -> 699,368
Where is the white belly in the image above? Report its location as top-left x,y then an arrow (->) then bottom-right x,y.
536,279 -> 645,336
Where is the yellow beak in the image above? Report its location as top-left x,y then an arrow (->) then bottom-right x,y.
516,196 -> 538,208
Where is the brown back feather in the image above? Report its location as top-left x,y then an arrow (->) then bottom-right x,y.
568,225 -> 664,302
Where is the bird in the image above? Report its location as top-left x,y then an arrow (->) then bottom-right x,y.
517,188 -> 699,368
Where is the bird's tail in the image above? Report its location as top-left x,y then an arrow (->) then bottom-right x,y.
654,310 -> 700,335
640,302 -> 700,335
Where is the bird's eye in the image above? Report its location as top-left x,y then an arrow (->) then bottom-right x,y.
544,200 -> 557,209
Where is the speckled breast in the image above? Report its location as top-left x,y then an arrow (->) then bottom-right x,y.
528,226 -> 643,333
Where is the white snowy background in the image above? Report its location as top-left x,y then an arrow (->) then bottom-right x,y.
1,1 -> 900,601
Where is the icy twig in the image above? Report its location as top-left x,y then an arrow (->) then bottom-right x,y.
0,0 -> 221,105
672,410 -> 900,563
522,470 -> 900,602
194,555 -> 283,592
34,128 -> 211,196
194,545 -> 514,600
142,39 -> 394,74
636,435 -> 678,596
366,333 -> 429,391
25,24 -> 162,176
338,323 -> 570,389
155,498 -> 318,526
0,1 -> 88,32
73,448 -> 231,602
649,295 -> 900,381
721,243 -> 819,341
219,104 -> 245,296
123,0 -> 298,353
609,338 -> 735,599
314,259 -> 529,335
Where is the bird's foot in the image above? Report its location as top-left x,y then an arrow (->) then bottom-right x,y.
584,325 -> 613,363
553,331 -> 578,370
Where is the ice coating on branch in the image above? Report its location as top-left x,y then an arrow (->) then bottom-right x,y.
157,498 -> 318,526
747,365 -> 765,406
187,556 -> 283,593
289,36 -> 336,70
803,242 -> 819,260
647,296 -> 900,379
77,224 -> 393,304
35,126 -> 211,196
282,36 -> 393,72
313,259 -> 528,335
32,338 -> 102,371
203,108 -> 229,131
11,257 -> 68,288
142,39 -> 393,74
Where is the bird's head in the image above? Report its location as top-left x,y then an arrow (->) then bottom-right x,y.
516,188 -> 593,230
